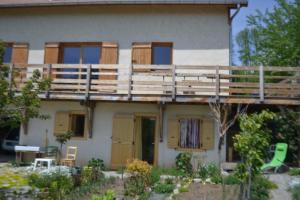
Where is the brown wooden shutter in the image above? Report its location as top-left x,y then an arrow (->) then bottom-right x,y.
54,112 -> 70,136
201,118 -> 215,150
132,42 -> 152,65
11,43 -> 29,65
167,118 -> 179,149
111,114 -> 134,169
44,43 -> 60,64
100,42 -> 118,80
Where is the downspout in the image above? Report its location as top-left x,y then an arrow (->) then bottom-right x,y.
229,4 -> 241,66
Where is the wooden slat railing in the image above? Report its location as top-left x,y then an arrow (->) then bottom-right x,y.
8,64 -> 300,105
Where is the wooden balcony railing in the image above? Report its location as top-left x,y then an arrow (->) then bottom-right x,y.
8,64 -> 300,105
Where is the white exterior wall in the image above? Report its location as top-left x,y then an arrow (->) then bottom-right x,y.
20,101 -> 225,167
0,5 -> 229,66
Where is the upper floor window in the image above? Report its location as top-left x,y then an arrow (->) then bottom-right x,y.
3,45 -> 13,64
152,43 -> 172,65
62,43 -> 101,64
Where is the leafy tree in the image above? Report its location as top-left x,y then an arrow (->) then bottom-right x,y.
0,41 -> 51,133
236,0 -> 300,67
234,110 -> 276,200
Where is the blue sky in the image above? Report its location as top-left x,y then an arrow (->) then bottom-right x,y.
232,0 -> 277,64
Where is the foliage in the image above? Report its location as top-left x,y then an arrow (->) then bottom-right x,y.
234,110 -> 276,199
82,166 -> 104,184
0,171 -> 28,188
236,0 -> 300,67
223,174 -> 241,185
288,168 -> 300,176
138,192 -> 151,200
88,158 -> 105,171
90,190 -> 115,200
0,41 -> 51,129
150,167 -> 183,185
289,184 -> 300,200
125,159 -> 152,197
55,131 -> 73,159
197,163 -> 222,184
271,109 -> 300,166
153,182 -> 175,194
250,175 -> 277,200
29,172 -> 73,200
175,153 -> 193,175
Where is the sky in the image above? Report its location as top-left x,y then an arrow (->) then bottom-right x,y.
232,0 -> 277,64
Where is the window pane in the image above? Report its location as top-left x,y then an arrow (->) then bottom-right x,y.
179,119 -> 200,149
152,46 -> 172,65
62,47 -> 80,79
3,47 -> 12,64
71,114 -> 85,137
82,46 -> 101,64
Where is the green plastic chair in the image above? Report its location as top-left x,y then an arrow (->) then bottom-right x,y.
261,143 -> 288,173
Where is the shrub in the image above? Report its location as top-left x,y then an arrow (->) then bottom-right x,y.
250,175 -> 277,200
153,182 -> 175,194
289,184 -> 300,200
197,163 -> 221,184
83,158 -> 105,184
288,168 -> 300,176
138,192 -> 150,200
223,174 -> 241,185
175,153 -> 192,175
91,190 -> 115,200
124,159 -> 152,197
88,158 -> 105,171
28,172 -> 73,200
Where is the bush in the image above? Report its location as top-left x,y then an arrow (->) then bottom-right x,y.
223,174 -> 241,185
29,172 -> 74,200
288,168 -> 300,176
124,159 -> 152,197
88,158 -> 105,171
250,175 -> 277,200
138,192 -> 150,200
91,190 -> 115,200
197,163 -> 221,184
150,167 -> 183,185
175,153 -> 192,175
289,184 -> 300,200
153,182 -> 175,194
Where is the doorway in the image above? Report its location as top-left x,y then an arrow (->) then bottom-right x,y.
135,116 -> 157,165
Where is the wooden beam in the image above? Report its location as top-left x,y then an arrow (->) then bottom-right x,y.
128,63 -> 133,100
259,65 -> 264,102
158,103 -> 165,142
172,65 -> 176,100
8,64 -> 14,93
46,64 -> 52,99
85,64 -> 92,101
215,66 -> 220,102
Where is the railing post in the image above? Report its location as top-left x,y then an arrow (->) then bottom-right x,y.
128,64 -> 133,100
215,66 -> 220,102
45,64 -> 52,99
259,65 -> 264,102
85,64 -> 91,101
172,65 -> 176,100
8,64 -> 14,93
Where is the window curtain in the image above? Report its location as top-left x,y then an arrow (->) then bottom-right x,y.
179,119 -> 200,149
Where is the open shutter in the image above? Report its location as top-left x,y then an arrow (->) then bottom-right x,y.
100,42 -> 118,80
167,118 -> 179,149
11,43 -> 29,65
54,112 -> 70,136
111,114 -> 134,169
44,43 -> 60,79
201,119 -> 215,150
132,42 -> 152,65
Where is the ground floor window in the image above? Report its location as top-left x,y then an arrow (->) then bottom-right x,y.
179,118 -> 200,149
70,114 -> 85,137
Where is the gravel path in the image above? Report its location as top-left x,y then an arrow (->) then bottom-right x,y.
267,174 -> 292,200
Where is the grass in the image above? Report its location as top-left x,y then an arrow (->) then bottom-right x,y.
289,184 -> 300,200
288,168 -> 300,176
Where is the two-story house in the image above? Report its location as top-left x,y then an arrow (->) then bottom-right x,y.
4,0 -> 293,168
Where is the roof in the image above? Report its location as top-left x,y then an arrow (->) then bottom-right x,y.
0,0 -> 248,8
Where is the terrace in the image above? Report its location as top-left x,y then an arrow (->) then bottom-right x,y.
8,64 -> 300,105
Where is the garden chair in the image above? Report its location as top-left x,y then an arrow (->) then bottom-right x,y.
60,146 -> 77,167
44,146 -> 59,162
261,143 -> 288,173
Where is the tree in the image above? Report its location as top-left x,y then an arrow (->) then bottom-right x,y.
234,110 -> 276,200
0,41 -> 51,134
209,102 -> 248,166
236,0 -> 300,67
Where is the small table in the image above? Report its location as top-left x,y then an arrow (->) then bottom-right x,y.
15,145 -> 44,164
33,158 -> 56,170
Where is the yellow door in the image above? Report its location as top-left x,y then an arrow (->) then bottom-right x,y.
111,114 -> 134,169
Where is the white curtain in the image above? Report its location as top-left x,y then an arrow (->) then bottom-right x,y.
179,119 -> 200,148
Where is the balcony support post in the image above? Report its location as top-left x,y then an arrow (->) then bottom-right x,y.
259,65 -> 264,102
45,64 -> 52,99
215,66 -> 220,102
128,64 -> 133,100
158,102 -> 165,142
172,65 -> 176,100
85,64 -> 92,101
8,64 -> 14,93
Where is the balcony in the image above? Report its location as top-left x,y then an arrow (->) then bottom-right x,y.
8,64 -> 300,105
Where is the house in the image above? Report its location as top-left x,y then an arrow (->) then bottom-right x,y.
1,0 -> 299,168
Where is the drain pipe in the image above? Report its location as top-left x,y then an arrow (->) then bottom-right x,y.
229,4 -> 241,66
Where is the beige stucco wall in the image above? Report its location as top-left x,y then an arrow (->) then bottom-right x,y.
0,5 -> 229,65
20,101 -> 226,167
